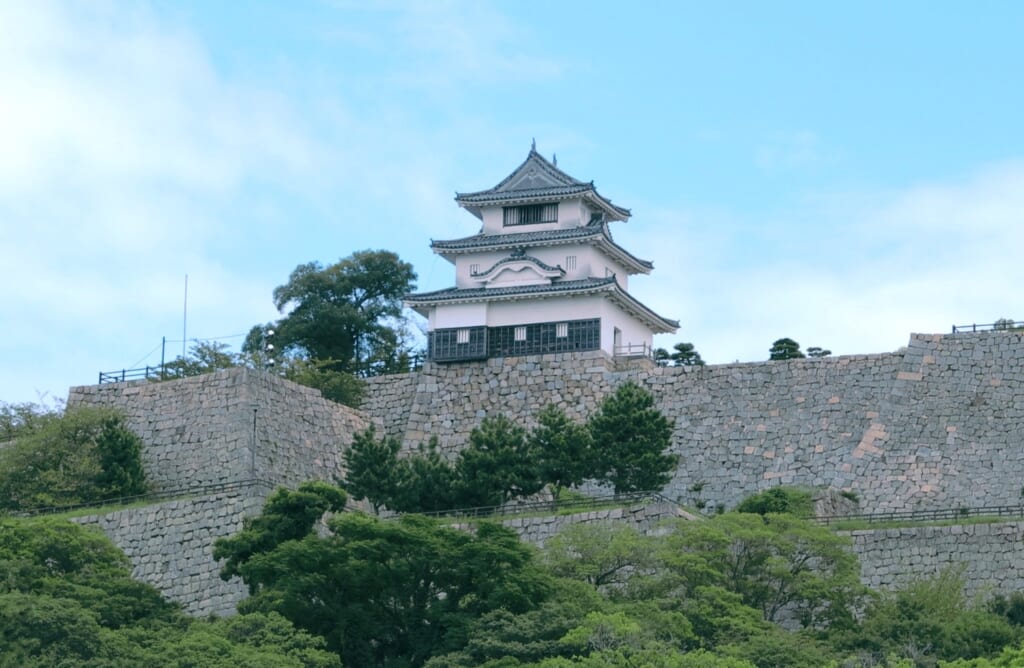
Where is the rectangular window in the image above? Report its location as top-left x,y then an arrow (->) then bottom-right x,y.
565,255 -> 577,270
556,322 -> 568,338
456,328 -> 470,344
469,263 -> 480,275
514,326 -> 527,341
503,203 -> 558,226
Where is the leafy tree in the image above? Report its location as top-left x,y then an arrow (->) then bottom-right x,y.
224,510 -> 549,667
659,513 -> 865,628
543,522 -> 658,596
993,317 -> 1018,330
734,487 -> 814,518
260,250 -> 417,375
0,407 -> 147,511
278,357 -> 366,407
529,405 -> 596,500
214,481 -> 347,583
805,346 -> 831,358
342,426 -> 401,512
0,400 -> 61,442
671,342 -> 706,367
454,414 -> 543,508
588,382 -> 677,493
162,340 -> 239,378
391,436 -> 459,513
847,566 -> 1018,665
768,338 -> 804,361
654,347 -> 672,366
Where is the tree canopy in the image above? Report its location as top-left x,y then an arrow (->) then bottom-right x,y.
263,250 -> 417,375
0,406 -> 147,511
589,382 -> 677,493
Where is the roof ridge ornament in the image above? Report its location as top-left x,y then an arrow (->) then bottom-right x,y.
531,137 -> 536,151
553,153 -> 557,166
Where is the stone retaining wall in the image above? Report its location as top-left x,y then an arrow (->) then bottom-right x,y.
68,368 -> 373,491
365,331 -> 1024,514
71,487 -> 269,616
846,520 -> 1024,598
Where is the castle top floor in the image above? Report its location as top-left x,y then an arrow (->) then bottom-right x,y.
453,144 -> 631,236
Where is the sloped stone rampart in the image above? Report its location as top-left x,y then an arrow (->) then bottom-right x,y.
71,487 -> 268,617
68,368 -> 373,491
365,331 -> 1024,514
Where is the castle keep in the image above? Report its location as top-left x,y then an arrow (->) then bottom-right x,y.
406,146 -> 677,362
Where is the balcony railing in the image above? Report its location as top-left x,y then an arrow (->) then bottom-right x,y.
613,342 -> 655,359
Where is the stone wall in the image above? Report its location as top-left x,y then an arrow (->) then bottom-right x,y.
364,331 -> 1024,514
500,500 -> 689,549
71,485 -> 269,616
68,368 -> 374,491
846,520 -> 1024,598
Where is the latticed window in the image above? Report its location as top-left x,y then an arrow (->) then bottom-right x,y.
503,203 -> 558,226
565,255 -> 577,270
514,326 -> 527,341
556,322 -> 568,338
456,328 -> 470,344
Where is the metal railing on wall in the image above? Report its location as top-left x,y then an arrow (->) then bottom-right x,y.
414,490 -> 678,520
952,320 -> 1024,334
816,502 -> 1024,526
12,478 -> 276,517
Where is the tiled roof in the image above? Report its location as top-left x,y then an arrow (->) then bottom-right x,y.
431,224 -> 654,273
405,277 -> 678,333
407,277 -> 617,303
454,148 -> 630,221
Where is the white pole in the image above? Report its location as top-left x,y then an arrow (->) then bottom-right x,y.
182,274 -> 188,359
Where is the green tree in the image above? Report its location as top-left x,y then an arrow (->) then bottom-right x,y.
222,510 -> 549,667
671,342 -> 706,367
214,481 -> 347,583
162,340 -> 239,378
0,400 -> 60,442
0,407 -> 147,511
543,522 -> 658,596
659,513 -> 865,628
391,436 -> 459,513
342,426 -> 401,513
261,250 -> 417,375
529,405 -> 596,500
734,487 -> 814,518
768,338 -> 804,361
455,414 -> 543,508
805,346 -> 831,358
588,382 -> 677,493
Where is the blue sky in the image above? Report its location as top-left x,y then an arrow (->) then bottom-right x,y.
3,1 -> 1024,405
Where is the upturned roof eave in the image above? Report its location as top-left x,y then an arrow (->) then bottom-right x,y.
405,278 -> 678,334
431,229 -> 654,274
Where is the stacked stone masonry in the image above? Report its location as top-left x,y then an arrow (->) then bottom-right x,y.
71,488 -> 268,617
365,331 -> 1024,513
58,330 -> 1024,613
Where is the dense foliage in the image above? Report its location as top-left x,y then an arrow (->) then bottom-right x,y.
9,482 -> 1024,667
0,406 -> 147,511
0,517 -> 339,667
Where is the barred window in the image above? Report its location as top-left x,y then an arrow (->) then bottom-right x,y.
503,203 -> 558,226
514,326 -> 527,341
456,328 -> 470,344
565,255 -> 577,270
469,263 -> 480,275
556,322 -> 568,338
